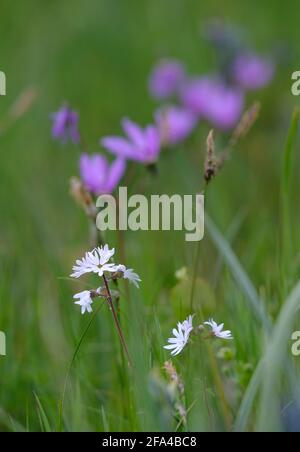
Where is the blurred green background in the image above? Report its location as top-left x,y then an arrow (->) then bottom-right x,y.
1,0 -> 300,432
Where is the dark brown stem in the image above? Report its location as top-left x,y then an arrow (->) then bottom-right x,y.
102,274 -> 132,367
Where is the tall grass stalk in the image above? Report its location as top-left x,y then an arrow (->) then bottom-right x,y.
280,108 -> 299,296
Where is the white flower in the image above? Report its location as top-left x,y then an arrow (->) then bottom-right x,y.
164,315 -> 194,356
204,318 -> 233,340
115,264 -> 141,288
70,245 -> 116,278
99,244 -> 115,264
73,290 -> 93,314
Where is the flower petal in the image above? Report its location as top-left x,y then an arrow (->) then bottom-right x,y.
101,137 -> 137,159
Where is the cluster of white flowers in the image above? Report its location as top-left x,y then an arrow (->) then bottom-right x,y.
71,245 -> 116,278
70,245 -> 233,357
70,244 -> 141,314
164,315 -> 233,356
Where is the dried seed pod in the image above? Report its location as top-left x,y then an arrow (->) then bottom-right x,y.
69,177 -> 96,218
163,360 -> 185,395
204,129 -> 219,183
230,101 -> 261,146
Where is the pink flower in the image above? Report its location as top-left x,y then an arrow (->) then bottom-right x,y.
232,53 -> 274,90
148,59 -> 186,99
50,105 -> 80,144
101,118 -> 160,164
181,77 -> 244,130
79,154 -> 125,195
155,106 -> 197,145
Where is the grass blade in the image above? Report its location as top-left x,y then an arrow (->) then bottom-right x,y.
235,281 -> 300,431
257,281 -> 300,431
0,407 -> 27,432
205,214 -> 271,331
280,108 -> 300,293
58,301 -> 105,432
33,392 -> 52,432
281,108 -> 300,199
233,360 -> 264,431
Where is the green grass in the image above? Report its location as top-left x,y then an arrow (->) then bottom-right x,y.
1,0 -> 300,432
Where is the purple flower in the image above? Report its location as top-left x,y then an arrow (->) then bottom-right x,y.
79,154 -> 126,195
148,59 -> 186,99
232,53 -> 274,90
181,77 -> 244,130
155,106 -> 198,146
51,105 -> 80,144
101,118 -> 160,164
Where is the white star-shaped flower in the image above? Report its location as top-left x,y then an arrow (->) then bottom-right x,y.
70,245 -> 116,278
164,315 -> 194,356
114,264 -> 141,288
73,290 -> 93,314
204,318 -> 233,340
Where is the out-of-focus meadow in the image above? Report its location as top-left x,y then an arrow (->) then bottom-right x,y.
1,0 -> 300,432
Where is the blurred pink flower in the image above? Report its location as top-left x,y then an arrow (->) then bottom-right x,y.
51,105 -> 80,144
181,77 -> 244,130
101,118 -> 160,164
148,59 -> 186,99
232,53 -> 274,90
155,106 -> 198,145
79,153 -> 125,195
